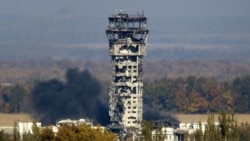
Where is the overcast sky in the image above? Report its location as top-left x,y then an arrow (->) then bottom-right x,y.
0,0 -> 250,18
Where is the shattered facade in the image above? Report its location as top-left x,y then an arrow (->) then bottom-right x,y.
106,10 -> 149,132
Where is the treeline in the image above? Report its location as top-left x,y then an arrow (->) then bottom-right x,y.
0,75 -> 250,115
144,75 -> 250,114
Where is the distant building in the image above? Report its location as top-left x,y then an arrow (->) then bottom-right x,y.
52,118 -> 104,134
18,122 -> 41,139
0,113 -> 34,135
0,121 -> 41,140
152,127 -> 175,141
151,121 -> 220,141
1,83 -> 13,87
56,118 -> 93,127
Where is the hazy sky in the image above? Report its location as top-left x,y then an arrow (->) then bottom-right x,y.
0,0 -> 250,18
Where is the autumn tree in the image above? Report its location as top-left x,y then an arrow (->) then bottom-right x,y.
55,124 -> 116,141
174,84 -> 189,113
55,125 -> 78,141
188,89 -> 208,113
40,127 -> 55,141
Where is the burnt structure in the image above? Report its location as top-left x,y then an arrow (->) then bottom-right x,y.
106,10 -> 149,135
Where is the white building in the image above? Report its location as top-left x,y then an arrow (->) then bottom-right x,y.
18,122 -> 41,135
56,118 -> 93,127
152,127 -> 175,141
150,121 -> 220,141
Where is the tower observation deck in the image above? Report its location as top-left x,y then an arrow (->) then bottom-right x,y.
106,10 -> 149,135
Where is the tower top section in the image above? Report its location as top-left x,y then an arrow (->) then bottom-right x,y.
106,10 -> 149,44
109,10 -> 146,23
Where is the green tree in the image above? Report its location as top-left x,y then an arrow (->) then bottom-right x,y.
0,130 -> 12,141
194,122 -> 203,141
20,123 -> 43,141
9,85 -> 25,113
203,114 -> 221,141
144,78 -> 176,112
186,76 -> 196,93
238,123 -> 250,141
233,75 -> 250,113
153,125 -> 165,141
218,112 -> 239,141
194,113 -> 239,141
140,120 -> 154,141
22,133 -> 35,141
13,121 -> 21,141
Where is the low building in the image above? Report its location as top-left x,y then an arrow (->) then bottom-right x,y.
150,121 -> 221,141
152,127 -> 175,141
18,122 -> 41,139
56,118 -> 93,127
0,113 -> 35,135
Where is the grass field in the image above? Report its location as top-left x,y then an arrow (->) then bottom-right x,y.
175,114 -> 250,125
0,113 -> 34,126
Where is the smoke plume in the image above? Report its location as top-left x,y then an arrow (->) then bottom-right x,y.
31,68 -> 109,125
143,104 -> 180,128
31,68 -> 178,127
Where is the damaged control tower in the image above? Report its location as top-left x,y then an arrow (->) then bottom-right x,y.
106,10 -> 149,134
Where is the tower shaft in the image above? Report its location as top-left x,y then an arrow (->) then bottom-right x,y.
106,10 -> 149,131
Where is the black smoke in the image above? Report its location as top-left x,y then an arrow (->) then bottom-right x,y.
143,104 -> 180,128
31,68 -> 179,127
30,68 -> 109,125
